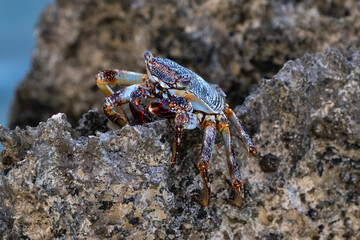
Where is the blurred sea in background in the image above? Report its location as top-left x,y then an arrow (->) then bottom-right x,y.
0,0 -> 53,128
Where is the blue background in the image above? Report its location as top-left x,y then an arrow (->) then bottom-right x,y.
0,0 -> 53,128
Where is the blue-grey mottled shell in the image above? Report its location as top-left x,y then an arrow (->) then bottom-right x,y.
153,57 -> 225,113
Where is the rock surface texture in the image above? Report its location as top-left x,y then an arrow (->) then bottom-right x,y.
1,48 -> 359,239
9,0 -> 360,128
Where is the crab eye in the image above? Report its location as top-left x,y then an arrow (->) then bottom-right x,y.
144,51 -> 153,62
177,78 -> 191,89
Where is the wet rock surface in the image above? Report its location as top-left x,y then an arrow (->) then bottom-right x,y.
9,0 -> 360,128
1,48 -> 359,239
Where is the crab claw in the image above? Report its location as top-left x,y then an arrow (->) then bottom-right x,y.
149,98 -> 176,118
129,102 -> 152,124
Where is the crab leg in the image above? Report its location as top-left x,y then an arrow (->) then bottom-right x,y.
103,85 -> 138,127
96,69 -> 147,97
224,106 -> 257,156
172,113 -> 186,165
193,115 -> 216,207
217,115 -> 244,207
171,111 -> 198,164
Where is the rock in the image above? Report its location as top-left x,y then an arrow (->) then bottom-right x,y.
9,0 -> 360,128
1,114 -> 176,239
235,48 -> 360,239
75,109 -> 109,136
1,48 -> 359,239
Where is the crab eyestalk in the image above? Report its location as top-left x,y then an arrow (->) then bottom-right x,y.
144,51 -> 153,62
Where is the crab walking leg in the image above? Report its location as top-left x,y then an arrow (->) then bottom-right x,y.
96,69 -> 147,97
171,113 -> 186,165
224,106 -> 257,156
217,116 -> 244,207
192,115 -> 217,207
170,111 -> 198,164
103,84 -> 138,127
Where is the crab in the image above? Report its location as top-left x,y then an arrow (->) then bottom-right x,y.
96,51 -> 257,207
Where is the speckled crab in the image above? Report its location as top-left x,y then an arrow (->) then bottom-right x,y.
96,51 -> 257,207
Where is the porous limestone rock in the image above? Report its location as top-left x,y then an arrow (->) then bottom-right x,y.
235,48 -> 360,239
1,48 -> 359,239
